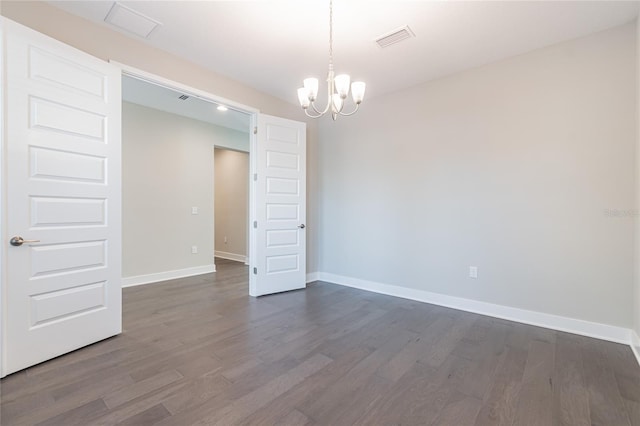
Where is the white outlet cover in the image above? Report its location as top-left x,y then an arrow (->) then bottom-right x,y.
192,246 -> 198,254
469,266 -> 478,279
192,207 -> 198,215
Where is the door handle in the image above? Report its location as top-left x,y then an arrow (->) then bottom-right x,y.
298,224 -> 305,229
9,236 -> 41,247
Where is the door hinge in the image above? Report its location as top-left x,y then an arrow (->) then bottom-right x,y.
253,173 -> 257,181
253,267 -> 257,275
254,127 -> 257,135
253,221 -> 257,229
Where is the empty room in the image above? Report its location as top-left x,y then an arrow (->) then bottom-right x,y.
1,1 -> 640,425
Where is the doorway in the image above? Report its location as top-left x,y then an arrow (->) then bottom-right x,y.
116,65 -> 309,298
118,66 -> 256,287
214,147 -> 250,266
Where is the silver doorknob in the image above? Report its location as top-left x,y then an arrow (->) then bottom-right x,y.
298,224 -> 305,229
10,236 -> 40,247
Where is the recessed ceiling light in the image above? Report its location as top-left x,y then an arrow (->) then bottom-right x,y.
217,105 -> 228,111
104,2 -> 162,39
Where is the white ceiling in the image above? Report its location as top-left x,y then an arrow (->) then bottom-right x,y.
49,1 -> 639,106
122,75 -> 251,133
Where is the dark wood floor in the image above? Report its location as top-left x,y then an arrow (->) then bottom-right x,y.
1,258 -> 639,425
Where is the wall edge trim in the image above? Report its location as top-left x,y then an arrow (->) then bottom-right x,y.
122,264 -> 216,288
316,272 -> 633,346
631,330 -> 640,366
306,272 -> 319,284
215,250 -> 248,264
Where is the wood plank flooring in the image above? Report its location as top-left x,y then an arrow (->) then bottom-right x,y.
2,258 -> 639,425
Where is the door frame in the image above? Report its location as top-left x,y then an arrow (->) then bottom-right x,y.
1,19 -> 6,377
111,62 -> 261,295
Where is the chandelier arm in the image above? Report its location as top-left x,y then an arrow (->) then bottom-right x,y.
309,99 -> 331,116
337,103 -> 361,116
308,67 -> 335,116
303,108 -> 325,119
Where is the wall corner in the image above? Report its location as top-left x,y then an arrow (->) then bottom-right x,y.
634,16 -> 640,341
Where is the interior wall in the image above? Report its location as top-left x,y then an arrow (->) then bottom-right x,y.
1,1 -> 319,274
122,101 -> 247,278
214,148 -> 249,262
318,23 -> 636,328
635,17 -> 640,343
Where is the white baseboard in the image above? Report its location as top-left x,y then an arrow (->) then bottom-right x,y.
318,272 -> 632,346
122,264 -> 216,288
215,250 -> 248,264
631,330 -> 640,366
306,272 -> 319,283
120,266 -> 638,364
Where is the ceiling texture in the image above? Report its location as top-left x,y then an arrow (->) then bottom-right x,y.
49,0 -> 639,106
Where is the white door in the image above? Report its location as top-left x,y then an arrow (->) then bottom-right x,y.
2,18 -> 122,376
251,114 -> 306,296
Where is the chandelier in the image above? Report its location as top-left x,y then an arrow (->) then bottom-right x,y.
297,0 -> 366,120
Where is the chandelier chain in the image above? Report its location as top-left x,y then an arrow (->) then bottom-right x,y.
296,0 -> 365,120
329,0 -> 333,69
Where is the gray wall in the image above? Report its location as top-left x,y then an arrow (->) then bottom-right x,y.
214,148 -> 249,261
318,23 -> 636,328
122,102 -> 247,278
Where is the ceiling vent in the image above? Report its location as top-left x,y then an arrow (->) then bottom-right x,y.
375,25 -> 415,48
104,2 -> 162,39
178,94 -> 189,100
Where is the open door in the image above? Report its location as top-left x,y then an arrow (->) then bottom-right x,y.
1,18 -> 122,376
251,114 -> 306,296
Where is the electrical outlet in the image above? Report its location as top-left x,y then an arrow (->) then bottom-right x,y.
224,236 -> 228,244
191,207 -> 198,215
469,266 -> 478,279
191,245 -> 198,254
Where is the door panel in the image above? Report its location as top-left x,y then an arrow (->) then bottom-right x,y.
30,147 -> 107,183
252,114 -> 306,296
2,18 -> 121,376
